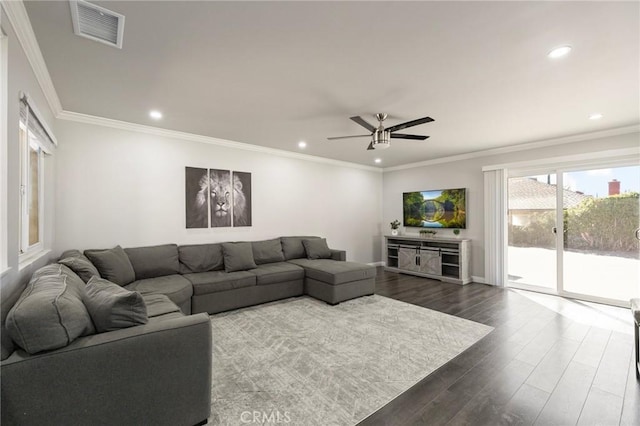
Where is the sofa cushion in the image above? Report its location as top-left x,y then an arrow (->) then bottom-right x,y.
84,277 -> 148,333
302,238 -> 332,260
58,249 -> 82,260
250,262 -> 305,286
6,264 -> 94,354
142,294 -> 182,318
124,244 -> 180,280
288,259 -> 377,285
281,236 -> 320,260
59,254 -> 101,283
178,243 -> 224,274
221,242 -> 257,272
30,263 -> 69,280
85,245 -> 136,286
124,274 -> 193,307
183,271 -> 256,295
252,238 -> 285,265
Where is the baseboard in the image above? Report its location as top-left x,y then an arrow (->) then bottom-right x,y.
472,276 -> 490,284
368,261 -> 385,267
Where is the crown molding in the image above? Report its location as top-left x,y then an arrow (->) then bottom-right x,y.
1,0 -> 62,115
383,124 -> 640,172
57,110 -> 383,172
4,0 -> 637,173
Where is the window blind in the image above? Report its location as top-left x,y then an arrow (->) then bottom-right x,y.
19,94 -> 56,154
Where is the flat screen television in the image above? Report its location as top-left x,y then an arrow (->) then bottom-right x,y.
403,188 -> 466,229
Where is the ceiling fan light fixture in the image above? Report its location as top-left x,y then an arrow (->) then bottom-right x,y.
372,130 -> 390,149
329,113 -> 432,151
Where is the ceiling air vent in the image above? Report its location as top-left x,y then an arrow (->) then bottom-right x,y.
70,0 -> 125,49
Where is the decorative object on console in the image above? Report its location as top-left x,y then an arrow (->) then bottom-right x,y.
390,219 -> 401,236
403,188 -> 466,229
453,229 -> 461,238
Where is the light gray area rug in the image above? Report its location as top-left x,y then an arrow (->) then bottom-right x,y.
209,295 -> 493,425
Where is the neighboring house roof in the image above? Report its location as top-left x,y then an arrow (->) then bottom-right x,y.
508,177 -> 591,210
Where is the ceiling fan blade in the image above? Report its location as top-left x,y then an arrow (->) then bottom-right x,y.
350,116 -> 376,132
386,116 -> 434,133
327,135 -> 370,140
366,141 -> 374,150
390,133 -> 429,140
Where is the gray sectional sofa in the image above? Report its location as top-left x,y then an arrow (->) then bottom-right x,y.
1,236 -> 376,426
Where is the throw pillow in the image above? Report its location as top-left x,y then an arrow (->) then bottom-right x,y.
6,265 -> 95,354
84,277 -> 148,333
124,244 -> 180,280
58,249 -> 82,260
178,243 -> 224,274
281,236 -> 320,260
59,255 -> 101,283
221,242 -> 257,272
84,245 -> 136,286
252,238 -> 285,265
302,238 -> 332,260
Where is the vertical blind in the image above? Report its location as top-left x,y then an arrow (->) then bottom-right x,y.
483,168 -> 507,287
19,94 -> 56,154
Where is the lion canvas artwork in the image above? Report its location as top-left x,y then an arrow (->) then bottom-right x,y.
185,167 -> 252,228
185,167 -> 209,229
232,171 -> 252,227
209,169 -> 232,227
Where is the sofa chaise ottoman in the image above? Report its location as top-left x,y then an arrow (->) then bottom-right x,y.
289,258 -> 377,305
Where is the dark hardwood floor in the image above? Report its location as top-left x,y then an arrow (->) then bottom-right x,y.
359,268 -> 639,426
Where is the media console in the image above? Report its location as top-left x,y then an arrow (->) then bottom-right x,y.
384,235 -> 471,285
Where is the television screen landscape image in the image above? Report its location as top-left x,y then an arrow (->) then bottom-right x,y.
403,188 -> 466,229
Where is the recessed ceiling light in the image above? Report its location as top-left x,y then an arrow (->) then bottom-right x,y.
547,45 -> 572,59
588,113 -> 603,120
298,141 -> 307,149
374,158 -> 382,164
149,110 -> 163,120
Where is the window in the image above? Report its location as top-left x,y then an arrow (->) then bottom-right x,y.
18,95 -> 55,261
0,28 -> 6,272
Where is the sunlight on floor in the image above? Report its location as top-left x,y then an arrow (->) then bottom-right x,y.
508,246 -> 640,301
511,289 -> 633,335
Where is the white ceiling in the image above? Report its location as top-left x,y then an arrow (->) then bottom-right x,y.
23,1 -> 640,167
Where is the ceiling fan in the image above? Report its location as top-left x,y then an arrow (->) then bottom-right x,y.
328,113 -> 434,150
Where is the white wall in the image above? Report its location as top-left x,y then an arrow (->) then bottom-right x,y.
383,132 -> 640,282
0,6 -> 57,307
54,120 -> 383,263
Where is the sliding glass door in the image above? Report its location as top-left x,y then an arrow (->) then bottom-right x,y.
507,174 -> 557,291
562,166 -> 640,302
507,164 -> 640,306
